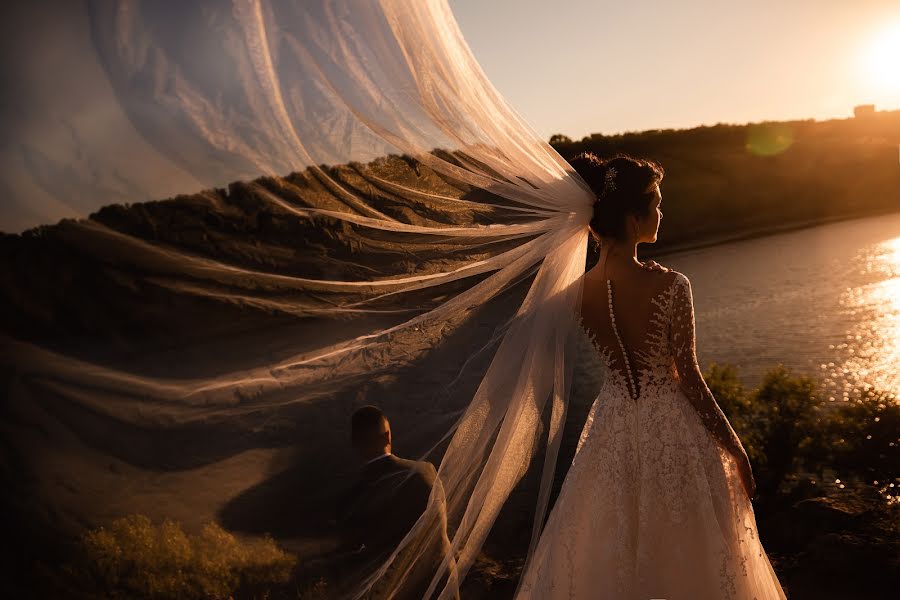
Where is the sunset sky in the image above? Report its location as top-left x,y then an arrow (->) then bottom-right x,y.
451,0 -> 900,140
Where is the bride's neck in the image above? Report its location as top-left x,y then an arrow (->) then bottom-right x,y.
597,239 -> 640,270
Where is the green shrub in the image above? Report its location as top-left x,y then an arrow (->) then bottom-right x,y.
66,514 -> 296,599
705,364 -> 761,469
705,363 -> 898,505
817,388 -> 900,502
704,362 -> 748,412
749,366 -> 824,497
705,364 -> 824,496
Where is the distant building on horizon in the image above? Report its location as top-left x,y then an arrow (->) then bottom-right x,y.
854,104 -> 876,118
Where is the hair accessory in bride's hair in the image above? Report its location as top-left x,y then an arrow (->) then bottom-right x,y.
603,166 -> 618,195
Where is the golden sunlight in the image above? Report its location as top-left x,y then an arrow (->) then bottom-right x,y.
867,237 -> 900,400
861,20 -> 900,99
842,236 -> 900,402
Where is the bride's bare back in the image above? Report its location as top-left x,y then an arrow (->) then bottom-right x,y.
580,265 -> 677,399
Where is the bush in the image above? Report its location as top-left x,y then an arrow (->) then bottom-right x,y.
749,366 -> 824,497
65,514 -> 296,599
818,389 -> 900,502
704,362 -> 755,445
705,363 -> 899,506
704,362 -> 748,411
706,363 -> 823,488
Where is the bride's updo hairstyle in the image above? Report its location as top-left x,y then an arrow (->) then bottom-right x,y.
570,152 -> 665,241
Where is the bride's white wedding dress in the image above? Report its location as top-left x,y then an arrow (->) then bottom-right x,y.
516,270 -> 787,600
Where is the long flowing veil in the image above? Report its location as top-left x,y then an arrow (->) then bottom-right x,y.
1,1 -> 596,597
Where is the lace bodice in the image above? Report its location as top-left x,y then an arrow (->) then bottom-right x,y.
578,271 -> 744,456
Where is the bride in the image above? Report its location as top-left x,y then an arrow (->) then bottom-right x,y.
514,152 -> 788,599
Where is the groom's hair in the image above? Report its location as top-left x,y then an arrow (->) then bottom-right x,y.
571,151 -> 665,241
351,404 -> 389,445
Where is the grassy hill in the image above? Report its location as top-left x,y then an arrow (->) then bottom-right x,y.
550,109 -> 900,255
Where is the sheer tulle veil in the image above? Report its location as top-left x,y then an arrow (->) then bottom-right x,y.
2,1 -> 598,597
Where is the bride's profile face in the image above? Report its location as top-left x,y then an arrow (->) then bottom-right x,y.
635,183 -> 662,243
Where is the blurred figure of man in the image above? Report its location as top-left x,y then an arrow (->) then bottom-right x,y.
337,405 -> 458,600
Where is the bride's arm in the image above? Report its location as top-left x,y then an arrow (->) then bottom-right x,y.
669,273 -> 746,458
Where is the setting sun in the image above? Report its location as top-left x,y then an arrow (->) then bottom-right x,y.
863,20 -> 900,98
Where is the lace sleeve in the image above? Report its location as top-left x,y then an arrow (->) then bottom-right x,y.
669,273 -> 745,456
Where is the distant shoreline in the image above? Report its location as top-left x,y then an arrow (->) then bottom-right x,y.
647,206 -> 900,259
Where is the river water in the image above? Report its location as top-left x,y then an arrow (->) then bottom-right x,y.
660,211 -> 900,403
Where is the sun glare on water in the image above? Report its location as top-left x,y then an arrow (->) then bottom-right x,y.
837,236 -> 900,404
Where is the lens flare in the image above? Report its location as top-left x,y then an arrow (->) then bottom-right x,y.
745,123 -> 793,156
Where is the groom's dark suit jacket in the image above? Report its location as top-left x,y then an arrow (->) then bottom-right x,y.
336,454 -> 456,600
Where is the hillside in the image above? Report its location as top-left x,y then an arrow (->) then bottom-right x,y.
552,109 -> 900,256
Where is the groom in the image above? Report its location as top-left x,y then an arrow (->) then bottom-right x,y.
337,405 -> 458,600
